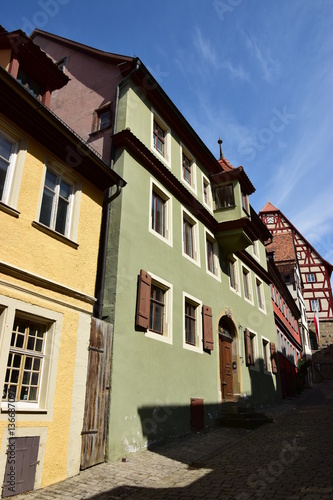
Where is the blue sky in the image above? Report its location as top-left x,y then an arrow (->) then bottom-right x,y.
2,0 -> 333,264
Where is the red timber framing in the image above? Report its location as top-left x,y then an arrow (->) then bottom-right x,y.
259,203 -> 333,322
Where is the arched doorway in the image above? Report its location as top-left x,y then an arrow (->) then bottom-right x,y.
218,316 -> 239,401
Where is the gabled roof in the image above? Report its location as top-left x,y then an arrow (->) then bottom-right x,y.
259,202 -> 333,274
0,25 -> 68,90
31,29 -> 134,70
211,158 -> 256,195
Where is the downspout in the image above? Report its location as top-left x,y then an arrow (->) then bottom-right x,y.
94,60 -> 140,319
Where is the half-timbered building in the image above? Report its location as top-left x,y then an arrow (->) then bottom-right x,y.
259,202 -> 333,349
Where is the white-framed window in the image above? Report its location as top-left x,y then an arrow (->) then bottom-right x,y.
311,299 -> 320,312
267,216 -> 274,224
151,110 -> 171,166
36,162 -> 82,242
229,256 -> 241,295
242,265 -> 253,303
262,337 -> 271,372
245,328 -> 258,369
149,178 -> 173,246
214,184 -> 235,209
183,292 -> 203,353
256,278 -> 266,312
0,122 -> 27,212
181,207 -> 200,267
252,240 -> 260,260
306,273 -> 316,283
205,229 -> 220,281
146,272 -> 173,345
202,174 -> 213,211
180,145 -> 197,194
0,299 -> 63,412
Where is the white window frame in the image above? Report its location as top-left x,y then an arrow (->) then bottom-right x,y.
202,173 -> 213,211
255,277 -> 266,313
229,255 -> 241,295
311,299 -> 320,312
248,329 -> 259,371
0,120 -> 27,212
183,292 -> 203,354
36,160 -> 82,243
180,144 -> 197,194
0,298 -> 62,413
262,336 -> 272,373
205,229 -> 220,281
242,265 -> 253,304
145,272 -> 173,345
151,109 -> 171,167
306,273 -> 316,283
252,240 -> 260,261
149,178 -> 173,247
181,206 -> 201,267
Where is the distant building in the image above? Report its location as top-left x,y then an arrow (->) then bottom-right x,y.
259,202 -> 333,350
33,30 -> 282,463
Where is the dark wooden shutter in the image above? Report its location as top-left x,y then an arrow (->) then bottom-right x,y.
270,342 -> 278,374
2,436 -> 40,497
245,328 -> 252,366
202,305 -> 214,350
136,270 -> 151,330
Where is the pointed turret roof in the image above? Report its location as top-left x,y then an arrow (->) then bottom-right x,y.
260,201 -> 279,213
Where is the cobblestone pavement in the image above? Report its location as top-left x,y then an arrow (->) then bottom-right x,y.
15,381 -> 333,500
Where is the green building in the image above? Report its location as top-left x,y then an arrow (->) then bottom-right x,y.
32,32 -> 281,462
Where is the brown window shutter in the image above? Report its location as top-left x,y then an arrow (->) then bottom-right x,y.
245,328 -> 252,366
270,342 -> 278,374
136,270 -> 151,330
202,305 -> 214,350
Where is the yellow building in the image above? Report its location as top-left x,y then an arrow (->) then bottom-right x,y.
0,27 -> 125,496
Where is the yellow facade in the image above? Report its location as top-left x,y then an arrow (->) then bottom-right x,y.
0,114 -> 104,489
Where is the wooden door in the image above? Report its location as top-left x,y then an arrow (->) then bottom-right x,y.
2,436 -> 39,497
80,318 -> 113,470
220,337 -> 233,400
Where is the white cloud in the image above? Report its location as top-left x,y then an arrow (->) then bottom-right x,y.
244,34 -> 281,82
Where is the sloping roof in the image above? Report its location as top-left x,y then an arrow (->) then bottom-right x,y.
212,158 -> 256,195
266,232 -> 296,263
259,202 -> 333,274
0,25 -> 68,90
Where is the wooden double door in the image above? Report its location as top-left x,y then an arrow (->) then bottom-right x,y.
219,336 -> 234,401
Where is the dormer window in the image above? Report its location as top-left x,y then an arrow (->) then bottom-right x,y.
214,185 -> 235,209
17,67 -> 43,100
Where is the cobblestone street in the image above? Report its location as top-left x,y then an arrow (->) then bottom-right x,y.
15,381 -> 333,500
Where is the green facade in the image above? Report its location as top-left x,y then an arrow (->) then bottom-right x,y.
104,79 -> 281,460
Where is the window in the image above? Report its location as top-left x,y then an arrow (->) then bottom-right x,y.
267,216 -> 274,224
242,267 -> 252,302
311,299 -> 320,312
92,104 -> 112,133
152,191 -> 165,237
252,240 -> 259,259
136,270 -> 173,343
149,284 -> 165,334
242,191 -> 249,214
205,230 -> 220,280
56,57 -> 66,72
17,67 -> 43,100
182,153 -> 192,185
306,273 -> 316,283
244,328 -> 256,366
202,175 -> 212,210
182,208 -> 200,265
153,120 -> 165,156
215,185 -> 235,209
183,293 -> 203,353
262,338 -> 271,372
229,257 -> 240,293
2,317 -> 46,403
256,278 -> 265,311
149,179 -> 172,246
0,132 -> 16,203
39,168 -> 73,237
181,147 -> 197,192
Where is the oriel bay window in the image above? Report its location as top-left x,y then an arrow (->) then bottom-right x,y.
39,168 -> 73,237
2,317 -> 46,403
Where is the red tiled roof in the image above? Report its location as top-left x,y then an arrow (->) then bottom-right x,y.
260,201 -> 279,213
266,232 -> 296,262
